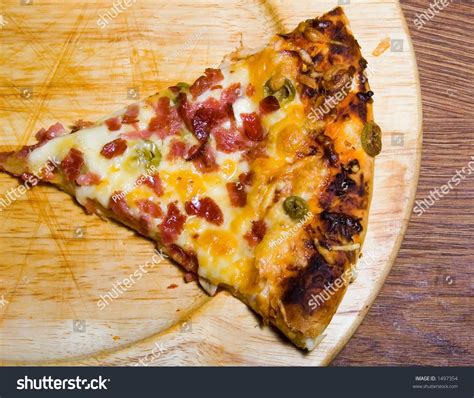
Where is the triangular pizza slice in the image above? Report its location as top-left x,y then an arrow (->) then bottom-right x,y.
0,7 -> 381,350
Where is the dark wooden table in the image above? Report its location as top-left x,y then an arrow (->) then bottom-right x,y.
333,0 -> 473,365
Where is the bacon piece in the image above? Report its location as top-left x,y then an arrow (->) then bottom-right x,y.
159,202 -> 187,245
167,244 -> 198,273
246,83 -> 256,97
71,119 -> 94,133
122,104 -> 140,124
60,148 -> 84,182
184,272 -> 198,283
239,171 -> 254,186
259,96 -> 280,114
226,182 -> 246,207
148,97 -> 182,139
189,68 -> 224,99
100,138 -> 128,159
105,117 -> 122,131
191,144 -> 218,173
76,172 -> 101,186
185,197 -> 224,226
144,173 -> 164,196
176,92 -> 194,132
35,122 -> 66,143
213,127 -> 247,153
220,83 -> 241,105
244,220 -> 267,246
167,139 -> 188,160
136,199 -> 163,218
192,107 -> 214,143
241,112 -> 265,141
109,191 -> 134,224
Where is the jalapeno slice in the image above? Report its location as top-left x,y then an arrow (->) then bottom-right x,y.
361,122 -> 382,157
283,196 -> 309,220
264,77 -> 296,105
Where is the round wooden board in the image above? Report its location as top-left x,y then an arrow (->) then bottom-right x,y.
0,0 -> 422,365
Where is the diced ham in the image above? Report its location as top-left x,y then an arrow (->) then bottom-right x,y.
76,172 -> 101,186
122,104 -> 140,124
246,83 -> 256,97
176,92 -> 194,132
191,107 -> 214,143
244,220 -> 267,246
159,202 -> 187,245
191,144 -> 218,173
100,138 -> 128,159
185,196 -> 224,226
213,127 -> 247,153
136,199 -> 163,218
239,171 -> 254,186
105,117 -> 122,131
71,119 -> 94,133
189,68 -> 224,99
226,182 -> 246,207
109,191 -> 134,224
60,148 -> 84,182
148,97 -> 182,139
35,122 -> 66,143
259,95 -> 280,114
143,173 -> 164,196
241,112 -> 265,141
167,139 -> 188,160
220,83 -> 241,105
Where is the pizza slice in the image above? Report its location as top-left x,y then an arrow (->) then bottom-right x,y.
0,7 -> 381,350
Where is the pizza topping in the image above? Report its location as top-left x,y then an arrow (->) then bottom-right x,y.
189,68 -> 224,99
316,134 -> 338,166
259,96 -> 280,114
35,122 -> 67,143
132,140 -> 162,168
60,148 -> 84,182
185,196 -> 224,226
105,117 -> 122,131
71,120 -> 94,133
239,171 -> 254,186
190,144 -> 218,173
159,202 -> 187,245
167,139 -> 188,160
320,210 -> 362,241
76,172 -> 101,186
226,182 -> 247,207
192,107 -> 215,143
220,83 -> 241,105
109,191 -> 134,224
356,90 -> 374,103
176,92 -> 194,131
343,159 -> 360,174
136,199 -> 163,218
244,219 -> 267,246
241,112 -> 264,141
283,196 -> 309,220
246,83 -> 256,97
213,127 -> 246,153
361,122 -> 382,157
122,104 -> 140,124
100,138 -> 128,159
327,171 -> 356,196
264,77 -> 296,105
144,173 -> 164,196
322,64 -> 352,92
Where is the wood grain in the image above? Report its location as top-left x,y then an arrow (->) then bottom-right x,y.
0,0 -> 423,365
333,0 -> 474,365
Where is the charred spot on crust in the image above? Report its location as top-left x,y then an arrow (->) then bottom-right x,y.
327,171 -> 357,196
350,98 -> 368,123
328,6 -> 343,16
320,210 -> 362,241
282,253 -> 343,313
315,134 -> 339,166
167,244 -> 198,274
359,57 -> 368,69
357,91 -> 374,103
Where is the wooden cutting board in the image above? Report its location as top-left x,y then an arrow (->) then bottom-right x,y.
0,0 -> 422,365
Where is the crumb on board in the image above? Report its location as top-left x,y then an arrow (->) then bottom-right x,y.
113,335 -> 120,341
167,283 -> 178,289
372,37 -> 390,56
